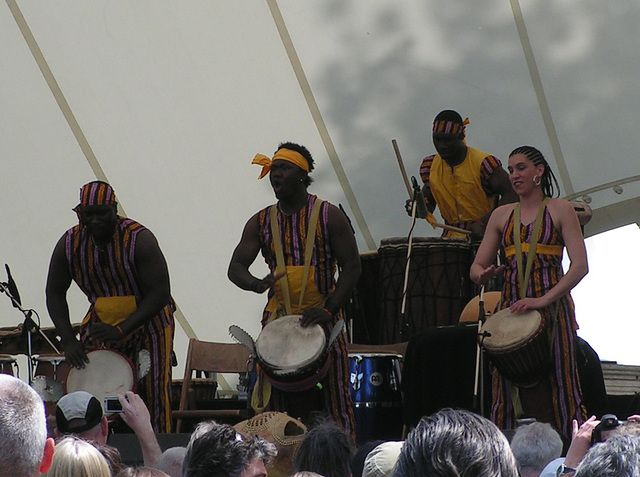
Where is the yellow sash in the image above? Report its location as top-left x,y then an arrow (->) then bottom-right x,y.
504,243 -> 563,258
81,296 -> 137,326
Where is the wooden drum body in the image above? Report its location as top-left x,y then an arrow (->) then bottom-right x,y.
378,237 -> 475,343
479,308 -> 551,386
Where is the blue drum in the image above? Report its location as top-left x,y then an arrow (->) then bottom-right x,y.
349,353 -> 403,444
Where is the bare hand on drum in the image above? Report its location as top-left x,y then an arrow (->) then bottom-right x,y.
300,307 -> 333,327
253,270 -> 287,294
472,264 -> 506,285
89,322 -> 124,344
64,337 -> 89,368
509,296 -> 549,313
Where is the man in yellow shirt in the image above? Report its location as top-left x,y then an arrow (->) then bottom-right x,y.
417,110 -> 517,239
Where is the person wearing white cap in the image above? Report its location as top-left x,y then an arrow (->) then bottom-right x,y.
362,441 -> 403,477
54,390 -> 109,444
55,390 -> 162,467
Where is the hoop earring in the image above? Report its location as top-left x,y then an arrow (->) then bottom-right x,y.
533,175 -> 541,186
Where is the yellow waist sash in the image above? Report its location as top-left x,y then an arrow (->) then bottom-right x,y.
504,243 -> 563,258
81,296 -> 137,326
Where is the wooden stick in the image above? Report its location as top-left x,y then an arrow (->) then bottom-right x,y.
391,139 -> 471,236
392,139 -> 413,198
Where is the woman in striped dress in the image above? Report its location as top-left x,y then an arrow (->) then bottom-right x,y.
471,145 -> 588,439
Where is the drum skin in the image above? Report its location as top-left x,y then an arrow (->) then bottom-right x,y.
348,353 -> 403,444
66,349 -> 136,412
256,315 -> 330,392
479,309 -> 551,385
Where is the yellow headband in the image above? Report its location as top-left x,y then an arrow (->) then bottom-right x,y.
251,148 -> 310,179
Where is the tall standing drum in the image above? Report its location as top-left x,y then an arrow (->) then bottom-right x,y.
347,250 -> 382,344
378,237 -> 474,343
349,353 -> 403,445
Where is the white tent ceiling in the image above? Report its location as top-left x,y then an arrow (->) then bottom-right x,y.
1,1 -> 639,371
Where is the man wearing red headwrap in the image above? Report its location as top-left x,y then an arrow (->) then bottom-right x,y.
46,181 -> 175,433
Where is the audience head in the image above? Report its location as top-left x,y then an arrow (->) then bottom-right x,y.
362,441 -> 403,477
394,408 -> 519,477
45,436 -> 111,477
115,467 -> 170,477
574,434 -> 640,477
55,391 -> 108,445
510,422 -> 563,477
182,421 -> 276,477
293,422 -> 354,477
155,447 -> 187,477
0,374 -> 55,477
93,443 -> 124,476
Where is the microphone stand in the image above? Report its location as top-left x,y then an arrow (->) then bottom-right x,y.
0,282 -> 61,385
399,184 -> 424,341
473,285 -> 487,416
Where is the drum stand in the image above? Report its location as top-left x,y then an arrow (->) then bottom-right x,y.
0,279 -> 61,385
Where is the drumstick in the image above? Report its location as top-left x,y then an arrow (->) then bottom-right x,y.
391,139 -> 471,236
392,139 -> 413,198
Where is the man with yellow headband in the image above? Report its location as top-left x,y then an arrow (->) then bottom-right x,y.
46,181 -> 175,433
413,109 -> 517,239
228,142 -> 361,440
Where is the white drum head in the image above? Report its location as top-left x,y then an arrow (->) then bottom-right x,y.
480,308 -> 542,351
256,315 -> 326,373
66,350 -> 135,408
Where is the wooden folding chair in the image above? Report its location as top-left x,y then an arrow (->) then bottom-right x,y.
173,339 -> 252,432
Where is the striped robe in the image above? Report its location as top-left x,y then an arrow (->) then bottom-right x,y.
257,195 -> 356,439
491,206 -> 586,438
65,217 -> 175,433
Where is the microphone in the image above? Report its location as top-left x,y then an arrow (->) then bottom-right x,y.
5,264 -> 22,308
411,176 -> 429,219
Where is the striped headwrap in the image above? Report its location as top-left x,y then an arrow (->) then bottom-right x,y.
73,181 -> 117,215
432,116 -> 470,137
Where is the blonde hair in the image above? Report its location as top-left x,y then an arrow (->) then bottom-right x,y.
46,437 -> 111,477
